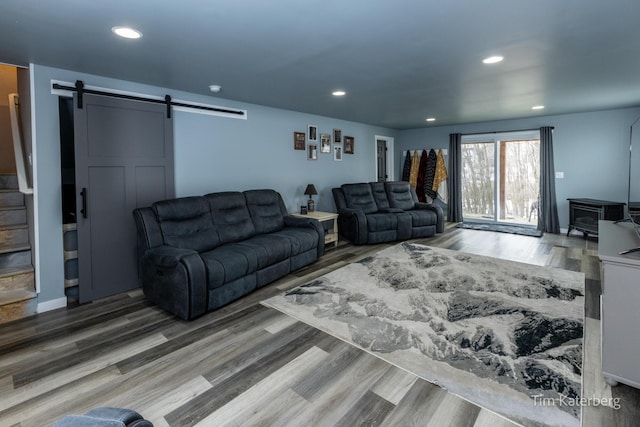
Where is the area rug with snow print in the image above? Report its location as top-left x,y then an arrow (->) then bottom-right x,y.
262,242 -> 584,427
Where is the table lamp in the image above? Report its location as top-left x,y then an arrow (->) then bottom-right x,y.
304,184 -> 318,212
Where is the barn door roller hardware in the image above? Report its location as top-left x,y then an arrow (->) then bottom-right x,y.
52,80 -> 245,119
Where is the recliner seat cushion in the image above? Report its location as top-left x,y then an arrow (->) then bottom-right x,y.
341,183 -> 379,214
244,189 -> 286,234
272,228 -> 319,255
206,192 -> 256,243
406,210 -> 438,227
201,244 -> 259,289
237,234 -> 291,269
153,196 -> 220,252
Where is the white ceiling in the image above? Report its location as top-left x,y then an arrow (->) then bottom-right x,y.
1,0 -> 640,129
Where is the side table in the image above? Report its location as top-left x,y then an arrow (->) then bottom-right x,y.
292,211 -> 339,248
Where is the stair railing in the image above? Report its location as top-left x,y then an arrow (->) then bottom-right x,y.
8,93 -> 33,195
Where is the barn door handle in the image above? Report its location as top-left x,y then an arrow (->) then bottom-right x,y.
80,188 -> 88,218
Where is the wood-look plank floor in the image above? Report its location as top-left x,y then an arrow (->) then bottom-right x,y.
1,226 -> 639,426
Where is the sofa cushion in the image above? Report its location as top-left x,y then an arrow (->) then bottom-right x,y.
206,192 -> 256,244
244,190 -> 286,234
406,209 -> 438,227
369,182 -> 391,210
341,183 -> 378,214
366,213 -> 398,232
237,234 -> 291,269
272,228 -> 319,255
153,196 -> 220,252
385,181 -> 416,210
201,244 -> 259,289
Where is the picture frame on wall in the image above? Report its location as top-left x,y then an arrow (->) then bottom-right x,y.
333,128 -> 342,143
334,145 -> 342,161
344,136 -> 354,154
320,134 -> 331,153
308,144 -> 318,160
294,131 -> 306,150
308,125 -> 318,142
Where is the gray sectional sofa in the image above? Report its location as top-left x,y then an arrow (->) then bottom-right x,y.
133,189 -> 324,320
332,181 -> 444,245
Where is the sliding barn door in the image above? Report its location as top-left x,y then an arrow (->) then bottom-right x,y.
74,94 -> 174,303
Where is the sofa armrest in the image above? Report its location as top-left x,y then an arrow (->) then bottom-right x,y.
142,245 -> 207,320
145,245 -> 198,268
414,203 -> 445,233
133,207 -> 164,281
337,208 -> 368,245
284,215 -> 325,257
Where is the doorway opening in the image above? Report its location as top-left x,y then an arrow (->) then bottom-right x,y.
58,97 -> 79,304
375,135 -> 394,182
461,131 -> 540,226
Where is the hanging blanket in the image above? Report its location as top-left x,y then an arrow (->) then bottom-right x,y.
402,150 -> 412,182
416,150 -> 428,202
434,149 -> 448,203
409,150 -> 420,188
433,148 -> 448,191
424,149 -> 438,200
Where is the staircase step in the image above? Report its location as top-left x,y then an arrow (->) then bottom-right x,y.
0,174 -> 18,190
0,265 -> 34,292
0,206 -> 27,227
0,246 -> 31,269
0,175 -> 35,323
0,190 -> 24,208
0,224 -> 29,246
0,290 -> 37,324
0,242 -> 30,254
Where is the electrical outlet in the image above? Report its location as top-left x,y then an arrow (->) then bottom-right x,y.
555,171 -> 564,179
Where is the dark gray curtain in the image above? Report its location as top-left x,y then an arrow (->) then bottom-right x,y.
447,133 -> 463,222
538,126 -> 560,233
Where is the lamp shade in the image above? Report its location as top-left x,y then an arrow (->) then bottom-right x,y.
304,184 -> 318,196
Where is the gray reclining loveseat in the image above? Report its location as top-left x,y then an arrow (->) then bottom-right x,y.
332,181 -> 444,245
133,189 -> 324,320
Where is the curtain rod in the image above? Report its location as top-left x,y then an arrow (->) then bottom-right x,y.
460,126 -> 553,136
402,148 -> 447,153
52,81 -> 245,119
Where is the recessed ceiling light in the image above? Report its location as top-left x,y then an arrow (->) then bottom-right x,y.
209,85 -> 222,93
332,90 -> 346,96
112,26 -> 142,39
426,117 -> 436,122
532,105 -> 545,110
482,56 -> 503,64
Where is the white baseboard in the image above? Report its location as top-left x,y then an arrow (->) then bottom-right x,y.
37,297 -> 67,313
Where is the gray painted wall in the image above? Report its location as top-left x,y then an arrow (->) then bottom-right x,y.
396,108 -> 640,230
31,64 -> 397,305
174,108 -> 394,212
